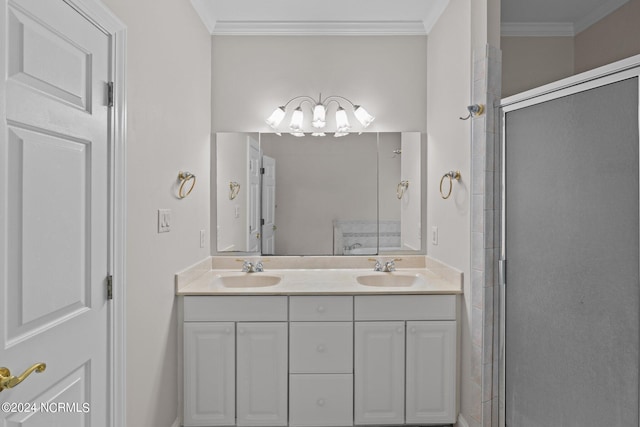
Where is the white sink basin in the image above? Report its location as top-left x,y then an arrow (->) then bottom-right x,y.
356,273 -> 423,287
214,273 -> 282,288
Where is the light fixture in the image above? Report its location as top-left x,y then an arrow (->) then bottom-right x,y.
265,93 -> 375,137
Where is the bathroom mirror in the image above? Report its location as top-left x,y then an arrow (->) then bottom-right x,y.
214,132 -> 424,256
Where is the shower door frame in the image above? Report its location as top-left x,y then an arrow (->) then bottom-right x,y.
498,54 -> 640,427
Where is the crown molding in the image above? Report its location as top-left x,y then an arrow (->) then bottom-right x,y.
501,22 -> 574,37
190,0 -> 217,33
574,0 -> 628,34
211,20 -> 428,36
422,0 -> 450,34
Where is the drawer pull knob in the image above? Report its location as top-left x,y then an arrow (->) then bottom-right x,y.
316,344 -> 326,353
238,328 -> 245,335
224,328 -> 232,334
317,398 -> 325,406
316,306 -> 326,313
397,327 -> 404,334
410,327 -> 417,334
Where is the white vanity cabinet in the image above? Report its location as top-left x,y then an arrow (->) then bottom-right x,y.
182,293 -> 457,427
183,296 -> 289,427
289,296 -> 354,427
354,295 -> 457,425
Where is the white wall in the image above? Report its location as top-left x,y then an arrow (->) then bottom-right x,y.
211,36 -> 427,133
99,1 -> 211,426
426,0 -> 475,425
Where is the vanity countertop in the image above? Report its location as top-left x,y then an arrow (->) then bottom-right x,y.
176,256 -> 462,296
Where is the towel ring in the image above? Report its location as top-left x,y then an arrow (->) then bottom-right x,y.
440,170 -> 461,199
178,171 -> 196,199
229,181 -> 241,200
397,181 -> 409,199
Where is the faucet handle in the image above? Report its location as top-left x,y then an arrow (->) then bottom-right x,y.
368,259 -> 384,271
254,260 -> 264,272
241,260 -> 253,272
384,260 -> 396,272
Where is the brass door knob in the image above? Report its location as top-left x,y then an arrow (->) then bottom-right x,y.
0,363 -> 46,392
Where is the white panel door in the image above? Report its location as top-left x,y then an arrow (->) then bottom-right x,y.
354,322 -> 405,425
261,155 -> 276,255
236,323 -> 288,426
0,0 -> 111,425
183,323 -> 235,426
406,321 -> 457,424
247,137 -> 261,252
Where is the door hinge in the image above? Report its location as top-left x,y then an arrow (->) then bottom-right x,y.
499,258 -> 506,287
260,167 -> 265,174
261,218 -> 265,225
107,275 -> 113,300
107,82 -> 114,107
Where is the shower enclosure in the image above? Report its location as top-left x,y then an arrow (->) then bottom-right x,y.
499,57 -> 640,426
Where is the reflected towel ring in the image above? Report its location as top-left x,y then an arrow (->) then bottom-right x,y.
229,181 -> 241,200
178,171 -> 196,199
440,170 -> 461,199
397,180 -> 409,199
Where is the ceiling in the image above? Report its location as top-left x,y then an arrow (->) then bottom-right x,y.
190,0 -> 449,35
191,0 -> 629,37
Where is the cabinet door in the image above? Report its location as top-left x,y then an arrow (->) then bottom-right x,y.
354,321 -> 405,425
406,321 -> 457,424
184,322 -> 235,426
237,322 -> 288,426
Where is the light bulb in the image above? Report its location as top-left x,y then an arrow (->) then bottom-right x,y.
265,106 -> 286,128
335,107 -> 350,133
312,104 -> 326,128
289,107 -> 304,131
354,105 -> 375,128
290,132 -> 305,137
311,132 -> 326,137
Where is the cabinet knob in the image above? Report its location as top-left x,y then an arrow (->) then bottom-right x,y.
316,398 -> 325,407
238,328 -> 245,335
316,344 -> 326,353
224,328 -> 232,334
396,327 -> 404,334
410,327 -> 417,334
316,305 -> 326,313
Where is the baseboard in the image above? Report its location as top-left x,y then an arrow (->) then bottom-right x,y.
171,417 -> 180,427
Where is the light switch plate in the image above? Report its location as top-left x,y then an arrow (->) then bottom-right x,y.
431,226 -> 438,245
158,209 -> 171,233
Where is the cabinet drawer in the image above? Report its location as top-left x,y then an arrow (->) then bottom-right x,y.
290,322 -> 353,373
289,374 -> 353,426
290,296 -> 353,321
354,295 -> 456,321
184,296 -> 287,321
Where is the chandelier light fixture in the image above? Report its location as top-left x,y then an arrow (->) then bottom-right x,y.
265,93 -> 375,137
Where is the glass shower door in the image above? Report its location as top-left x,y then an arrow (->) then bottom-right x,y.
503,76 -> 640,427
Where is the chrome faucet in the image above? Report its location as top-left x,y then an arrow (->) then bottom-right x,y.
373,259 -> 397,272
241,260 -> 264,273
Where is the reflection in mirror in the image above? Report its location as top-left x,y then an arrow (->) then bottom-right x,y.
261,133 -> 378,255
215,132 -> 423,256
216,132 -> 261,252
